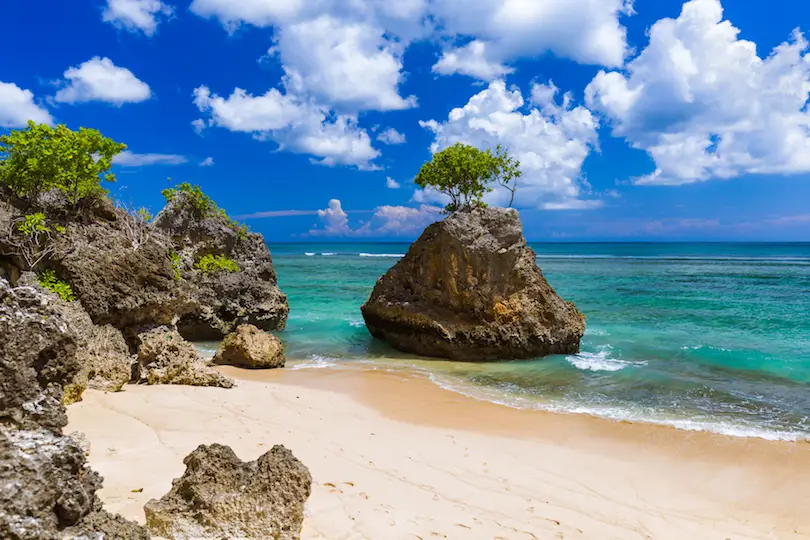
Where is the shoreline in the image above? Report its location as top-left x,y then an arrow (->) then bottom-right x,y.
67,365 -> 810,539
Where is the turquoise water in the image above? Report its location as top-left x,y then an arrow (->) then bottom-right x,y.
213,243 -> 810,440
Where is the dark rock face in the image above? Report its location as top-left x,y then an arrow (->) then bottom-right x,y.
133,326 -> 234,388
155,192 -> 289,341
144,443 -> 312,540
0,278 -> 149,540
361,207 -> 585,361
213,324 -> 286,369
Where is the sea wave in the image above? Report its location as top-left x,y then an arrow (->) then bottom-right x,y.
321,252 -> 337,256
289,355 -> 339,370
359,253 -> 405,258
305,252 -> 315,256
566,349 -> 646,372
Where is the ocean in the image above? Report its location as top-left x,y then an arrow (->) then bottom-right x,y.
202,242 -> 810,441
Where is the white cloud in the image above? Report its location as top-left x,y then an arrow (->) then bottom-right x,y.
309,199 -> 442,236
200,157 -> 214,167
419,80 -> 601,210
431,0 -> 634,79
193,85 -> 380,169
54,57 -> 151,105
191,118 -> 206,135
0,82 -> 53,128
386,176 -> 401,189
113,151 -> 188,166
586,0 -> 810,185
377,127 -> 406,145
102,0 -> 173,36
277,15 -> 416,112
433,40 -> 513,80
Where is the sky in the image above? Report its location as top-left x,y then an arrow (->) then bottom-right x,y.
1,0 -> 810,242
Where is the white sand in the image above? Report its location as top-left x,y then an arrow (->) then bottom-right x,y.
67,367 -> 810,539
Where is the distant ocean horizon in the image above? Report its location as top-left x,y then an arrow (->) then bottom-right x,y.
202,242 -> 810,441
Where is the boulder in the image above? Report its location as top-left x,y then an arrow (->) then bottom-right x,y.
155,191 -> 289,341
134,326 -> 234,388
0,278 -> 149,540
213,324 -> 285,369
144,443 -> 311,540
361,207 -> 585,361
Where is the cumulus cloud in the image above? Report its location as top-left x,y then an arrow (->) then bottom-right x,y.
199,157 -> 214,167
308,199 -> 442,236
418,80 -> 601,210
586,0 -> 810,185
191,118 -> 206,135
386,176 -> 401,189
102,0 -> 173,36
377,127 -> 406,145
193,85 -> 380,169
54,57 -> 151,105
0,82 -> 53,128
113,151 -> 188,166
431,0 -> 634,79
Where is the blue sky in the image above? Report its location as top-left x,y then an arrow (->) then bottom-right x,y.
1,0 -> 809,241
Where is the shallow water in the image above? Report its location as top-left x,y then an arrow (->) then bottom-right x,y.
201,242 -> 810,441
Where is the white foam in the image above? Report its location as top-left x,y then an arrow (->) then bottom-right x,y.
348,320 -> 364,327
566,350 -> 646,372
359,253 -> 404,258
321,252 -> 337,256
304,252 -> 315,256
586,328 -> 609,336
289,355 -> 338,370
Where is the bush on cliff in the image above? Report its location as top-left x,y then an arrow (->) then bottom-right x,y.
162,181 -> 249,238
38,269 -> 75,301
0,121 -> 126,205
195,253 -> 239,275
415,142 -> 522,212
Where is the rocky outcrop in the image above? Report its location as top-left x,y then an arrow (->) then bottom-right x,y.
213,324 -> 285,369
144,443 -> 311,540
0,278 -> 149,539
16,272 -> 132,404
361,207 -> 585,361
155,191 -> 289,341
134,326 -> 234,388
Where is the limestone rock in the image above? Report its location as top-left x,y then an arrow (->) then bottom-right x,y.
134,326 -> 233,388
0,278 -> 149,539
144,443 -> 311,540
361,207 -> 585,361
213,324 -> 285,369
155,191 -> 289,340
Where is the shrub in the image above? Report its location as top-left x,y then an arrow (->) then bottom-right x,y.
169,251 -> 182,281
194,254 -> 239,275
415,143 -> 522,213
9,212 -> 65,270
38,270 -> 75,302
161,181 -> 250,239
0,121 -> 126,205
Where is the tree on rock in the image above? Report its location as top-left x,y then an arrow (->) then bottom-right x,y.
415,142 -> 522,213
0,121 -> 125,205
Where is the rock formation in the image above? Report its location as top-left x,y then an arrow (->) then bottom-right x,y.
155,190 -> 289,341
361,207 -> 585,361
134,326 -> 234,388
213,324 -> 286,369
144,443 -> 312,540
0,278 -> 149,539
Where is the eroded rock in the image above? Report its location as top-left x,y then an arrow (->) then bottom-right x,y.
134,326 -> 233,388
213,324 -> 285,369
144,443 -> 311,540
361,207 -> 585,361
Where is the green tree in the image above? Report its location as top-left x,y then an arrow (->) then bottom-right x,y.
414,143 -> 522,213
0,121 -> 126,205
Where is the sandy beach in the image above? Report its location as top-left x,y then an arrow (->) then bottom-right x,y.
67,366 -> 810,539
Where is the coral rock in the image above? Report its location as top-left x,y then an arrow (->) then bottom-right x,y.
213,324 -> 285,369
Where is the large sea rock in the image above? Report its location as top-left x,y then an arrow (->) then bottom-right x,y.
155,191 -> 290,341
144,443 -> 311,539
361,207 -> 585,361
0,278 -> 149,539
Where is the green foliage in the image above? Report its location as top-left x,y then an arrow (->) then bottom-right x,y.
17,212 -> 50,236
137,207 -> 153,222
194,254 -> 239,275
169,250 -> 182,281
53,224 -> 66,234
0,121 -> 126,204
414,143 -> 522,213
162,181 -> 249,238
38,270 -> 75,302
